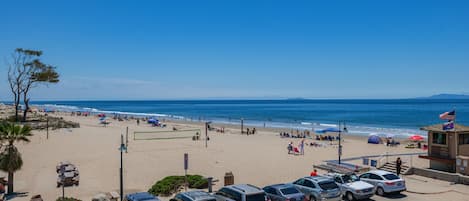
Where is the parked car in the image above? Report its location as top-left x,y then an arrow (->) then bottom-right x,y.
213,184 -> 267,201
359,170 -> 406,196
171,191 -> 217,201
325,173 -> 375,201
263,184 -> 305,201
125,192 -> 160,201
56,171 -> 79,187
292,176 -> 341,201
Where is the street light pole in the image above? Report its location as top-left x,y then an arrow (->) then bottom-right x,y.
119,134 -> 127,201
338,121 -> 342,165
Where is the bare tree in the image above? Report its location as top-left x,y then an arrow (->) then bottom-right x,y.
6,48 -> 59,122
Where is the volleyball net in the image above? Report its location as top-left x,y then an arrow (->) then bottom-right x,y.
133,129 -> 202,140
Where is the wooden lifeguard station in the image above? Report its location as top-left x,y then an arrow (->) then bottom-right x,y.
420,124 -> 469,174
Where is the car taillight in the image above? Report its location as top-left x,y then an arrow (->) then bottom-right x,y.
385,182 -> 395,186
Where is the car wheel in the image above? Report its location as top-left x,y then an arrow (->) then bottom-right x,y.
376,187 -> 385,196
345,192 -> 355,201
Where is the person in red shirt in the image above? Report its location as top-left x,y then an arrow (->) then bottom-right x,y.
310,169 -> 318,176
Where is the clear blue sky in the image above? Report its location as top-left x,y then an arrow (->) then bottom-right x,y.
1,0 -> 468,100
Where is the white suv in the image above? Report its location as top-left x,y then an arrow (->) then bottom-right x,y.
359,170 -> 406,196
325,173 -> 374,201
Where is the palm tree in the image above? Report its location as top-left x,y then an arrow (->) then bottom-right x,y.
0,122 -> 32,194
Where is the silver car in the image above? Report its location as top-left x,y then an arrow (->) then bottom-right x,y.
263,184 -> 305,201
359,170 -> 406,196
292,176 -> 341,201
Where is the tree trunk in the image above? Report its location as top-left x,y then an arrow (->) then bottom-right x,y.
14,96 -> 20,122
7,171 -> 13,194
22,96 -> 29,122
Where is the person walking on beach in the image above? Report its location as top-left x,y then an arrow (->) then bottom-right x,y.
299,139 -> 305,155
396,157 -> 402,176
137,119 -> 140,126
287,142 -> 293,154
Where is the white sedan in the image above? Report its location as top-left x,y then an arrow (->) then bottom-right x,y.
359,170 -> 406,196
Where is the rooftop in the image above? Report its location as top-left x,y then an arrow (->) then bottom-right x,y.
420,124 -> 469,133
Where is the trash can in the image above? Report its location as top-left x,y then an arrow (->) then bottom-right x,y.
224,172 -> 234,186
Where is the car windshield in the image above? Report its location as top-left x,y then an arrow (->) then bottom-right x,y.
382,174 -> 400,180
342,175 -> 360,183
246,193 -> 266,201
280,187 -> 300,195
318,181 -> 338,190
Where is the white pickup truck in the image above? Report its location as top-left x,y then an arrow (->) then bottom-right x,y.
325,173 -> 375,201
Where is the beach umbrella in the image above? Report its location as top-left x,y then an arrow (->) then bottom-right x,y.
409,135 -> 424,141
147,119 -> 157,124
368,135 -> 381,144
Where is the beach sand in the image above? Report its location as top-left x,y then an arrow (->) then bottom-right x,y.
2,111 -> 438,201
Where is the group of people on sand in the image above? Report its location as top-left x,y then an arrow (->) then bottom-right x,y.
315,135 -> 340,141
245,128 -> 256,135
280,132 -> 311,138
287,140 -> 305,155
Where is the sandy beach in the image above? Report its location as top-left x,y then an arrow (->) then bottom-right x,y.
0,109 -> 443,201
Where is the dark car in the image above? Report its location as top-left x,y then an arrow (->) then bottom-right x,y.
263,184 -> 305,201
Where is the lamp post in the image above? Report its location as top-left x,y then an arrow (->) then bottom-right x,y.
119,134 -> 127,201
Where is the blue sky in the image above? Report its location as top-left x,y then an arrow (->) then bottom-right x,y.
1,0 -> 468,100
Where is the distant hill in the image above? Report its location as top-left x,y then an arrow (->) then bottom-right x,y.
418,94 -> 469,99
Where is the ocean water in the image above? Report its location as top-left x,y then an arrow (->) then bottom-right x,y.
30,99 -> 469,137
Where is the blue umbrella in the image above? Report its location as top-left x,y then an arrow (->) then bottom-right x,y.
147,119 -> 158,124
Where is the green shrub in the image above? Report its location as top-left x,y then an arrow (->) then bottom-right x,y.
56,197 -> 82,201
148,175 -> 208,196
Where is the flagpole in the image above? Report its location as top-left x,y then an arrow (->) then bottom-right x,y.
454,109 -> 458,166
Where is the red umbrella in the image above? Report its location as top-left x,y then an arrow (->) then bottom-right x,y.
409,135 -> 424,141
